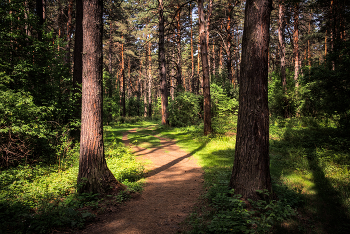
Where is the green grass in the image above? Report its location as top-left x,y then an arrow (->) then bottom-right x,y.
155,117 -> 350,233
0,122 -> 146,234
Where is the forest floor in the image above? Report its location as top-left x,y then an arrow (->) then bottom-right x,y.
72,127 -> 204,234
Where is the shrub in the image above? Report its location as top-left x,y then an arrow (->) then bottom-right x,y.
168,91 -> 203,127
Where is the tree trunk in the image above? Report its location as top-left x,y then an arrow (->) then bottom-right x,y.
293,2 -> 300,87
158,0 -> 168,125
72,0 -> 83,141
148,40 -> 152,117
229,0 -> 272,200
198,0 -> 212,136
190,2 -> 194,92
65,0 -> 73,65
121,36 -> 126,117
77,0 -> 123,194
226,1 -> 233,83
278,0 -> 286,89
176,5 -> 182,90
206,0 -> 213,78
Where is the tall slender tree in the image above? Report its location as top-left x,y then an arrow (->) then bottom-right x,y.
158,0 -> 168,125
198,0 -> 212,135
229,0 -> 272,200
77,0 -> 123,194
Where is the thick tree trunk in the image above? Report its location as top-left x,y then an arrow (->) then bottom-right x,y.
198,0 -> 212,136
158,0 -> 168,125
229,0 -> 272,200
77,0 -> 122,194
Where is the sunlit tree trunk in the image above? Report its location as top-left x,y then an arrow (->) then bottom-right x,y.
229,0 -> 272,200
77,0 -> 123,194
198,0 -> 212,135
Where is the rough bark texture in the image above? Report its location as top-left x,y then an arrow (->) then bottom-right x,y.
77,0 -> 122,194
158,0 -> 168,125
198,0 -> 212,136
229,0 -> 272,200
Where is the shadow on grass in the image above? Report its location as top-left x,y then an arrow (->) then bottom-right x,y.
271,123 -> 350,234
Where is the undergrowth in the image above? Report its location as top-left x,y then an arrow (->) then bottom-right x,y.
0,123 -> 146,234
157,116 -> 350,233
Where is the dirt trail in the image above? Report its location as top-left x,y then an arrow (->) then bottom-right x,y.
75,128 -> 203,234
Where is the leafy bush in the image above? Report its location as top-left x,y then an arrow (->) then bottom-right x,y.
268,70 -> 298,118
188,174 -> 296,234
168,91 -> 203,127
210,83 -> 238,118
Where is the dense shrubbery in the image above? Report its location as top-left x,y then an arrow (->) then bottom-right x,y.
168,91 -> 203,127
0,4 -> 80,167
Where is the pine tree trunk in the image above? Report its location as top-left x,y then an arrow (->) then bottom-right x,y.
158,0 -> 168,125
121,36 -> 126,117
148,41 -> 152,117
176,5 -> 182,90
77,0 -> 123,194
198,0 -> 212,136
293,2 -> 300,87
229,0 -> 272,200
278,0 -> 286,89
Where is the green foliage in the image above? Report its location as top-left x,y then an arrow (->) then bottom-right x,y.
210,83 -> 238,118
168,91 -> 203,127
268,70 -> 298,118
187,172 -> 296,234
0,127 -> 145,233
0,1 -> 81,167
299,42 -> 350,128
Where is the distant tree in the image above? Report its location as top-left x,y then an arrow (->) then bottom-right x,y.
198,0 -> 212,135
229,0 -> 272,200
77,0 -> 123,194
158,0 -> 168,125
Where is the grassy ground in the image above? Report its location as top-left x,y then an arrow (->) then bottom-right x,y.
154,117 -> 350,234
0,120 -> 147,234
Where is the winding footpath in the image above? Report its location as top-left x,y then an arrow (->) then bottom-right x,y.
76,128 -> 203,234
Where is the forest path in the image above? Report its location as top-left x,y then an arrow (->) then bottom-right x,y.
76,127 -> 204,234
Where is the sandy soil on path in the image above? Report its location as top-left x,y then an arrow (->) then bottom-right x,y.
73,128 -> 204,234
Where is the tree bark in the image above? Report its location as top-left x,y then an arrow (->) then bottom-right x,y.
278,0 -> 286,89
158,0 -> 168,125
148,40 -> 152,117
121,35 -> 126,117
293,2 -> 300,87
176,5 -> 183,90
229,0 -> 272,200
77,0 -> 122,194
198,0 -> 212,136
